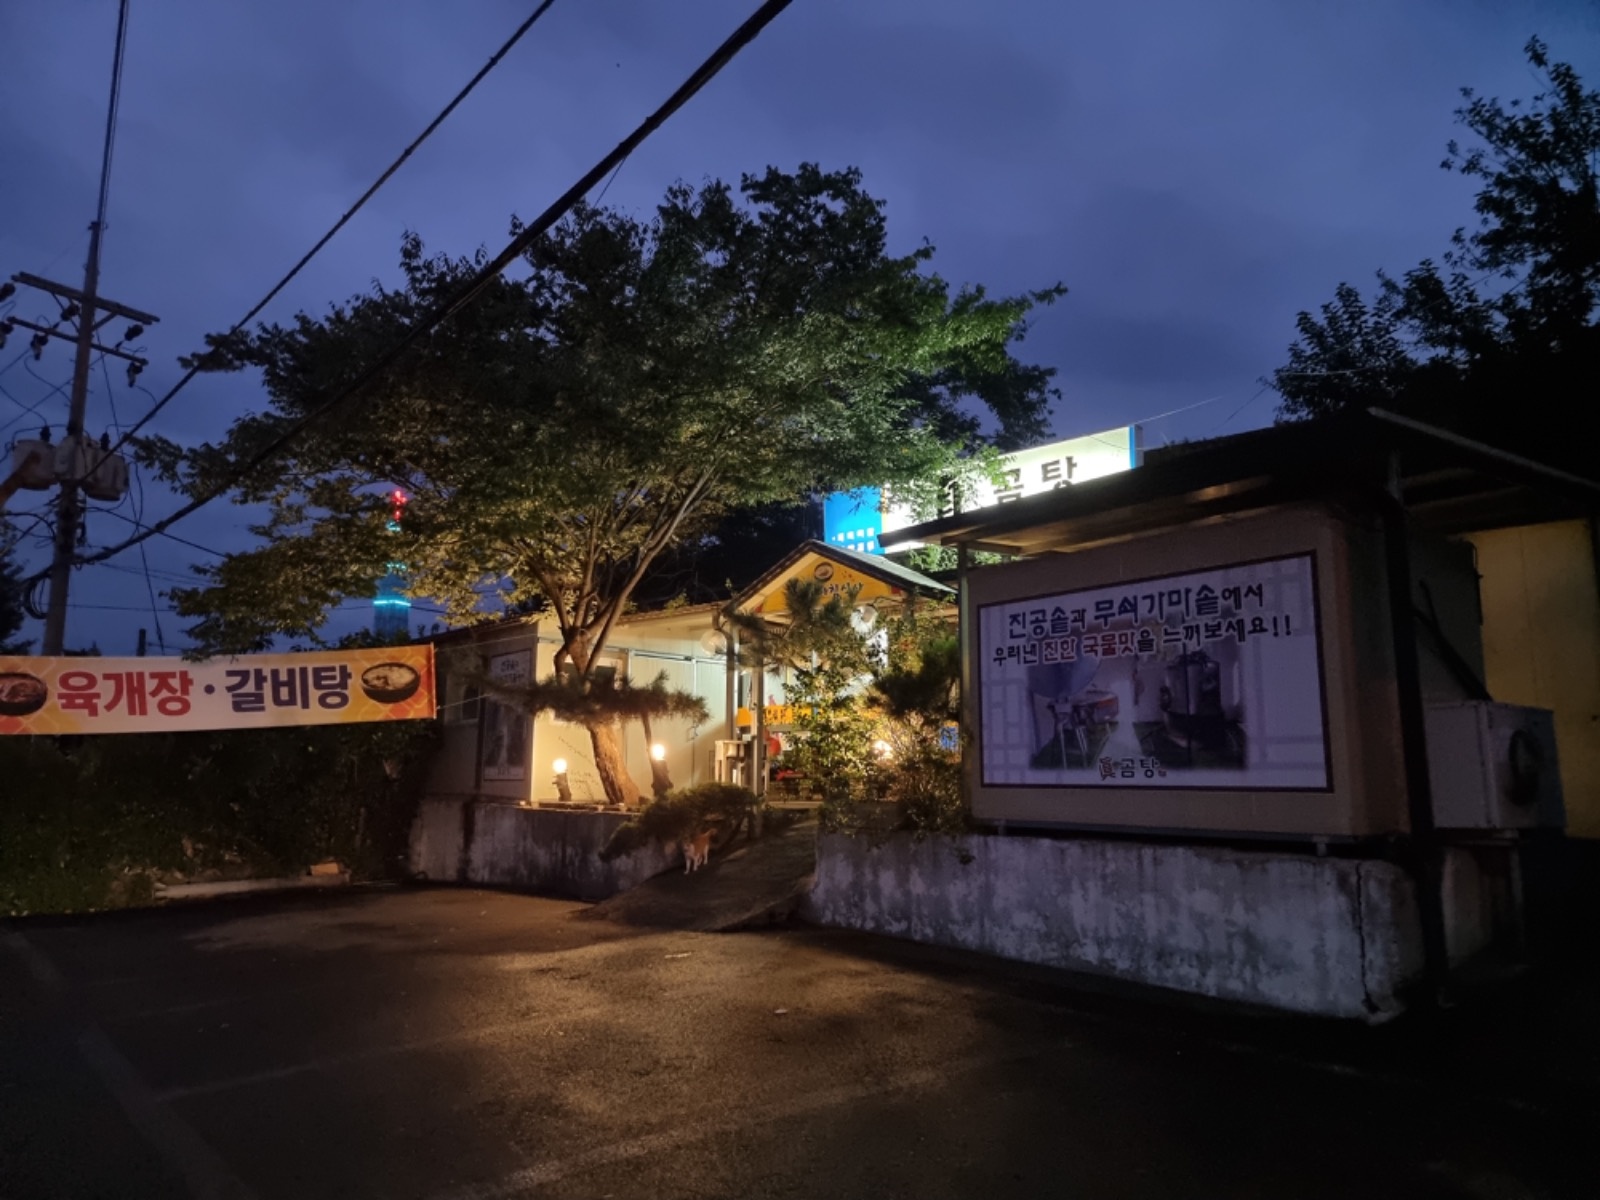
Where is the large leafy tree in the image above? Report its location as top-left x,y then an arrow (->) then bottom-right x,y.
148,165 -> 1062,805
1270,38 -> 1598,470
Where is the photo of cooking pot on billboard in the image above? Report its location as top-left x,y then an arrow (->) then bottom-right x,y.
977,553 -> 1330,791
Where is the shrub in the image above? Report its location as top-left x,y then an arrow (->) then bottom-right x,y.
600,782 -> 759,861
0,721 -> 435,916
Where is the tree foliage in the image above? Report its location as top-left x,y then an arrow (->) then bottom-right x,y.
1,526 -> 30,654
732,581 -> 966,834
731,578 -> 880,812
867,605 -> 966,837
598,782 -> 760,862
1271,38 -> 1598,469
145,165 -> 1063,805
478,667 -> 708,729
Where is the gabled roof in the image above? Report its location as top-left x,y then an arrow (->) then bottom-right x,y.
731,538 -> 952,618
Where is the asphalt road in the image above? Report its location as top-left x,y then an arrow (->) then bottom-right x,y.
2,886 -> 1595,1200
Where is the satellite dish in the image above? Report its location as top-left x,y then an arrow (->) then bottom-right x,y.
699,629 -> 729,656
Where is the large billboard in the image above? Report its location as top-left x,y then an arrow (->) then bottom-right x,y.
0,645 -> 435,735
976,554 -> 1329,791
823,424 -> 1142,555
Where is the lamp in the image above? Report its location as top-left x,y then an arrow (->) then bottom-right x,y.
552,757 -> 572,804
650,743 -> 666,762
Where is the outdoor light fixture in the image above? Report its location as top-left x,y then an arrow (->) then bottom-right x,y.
650,743 -> 666,762
552,758 -> 572,805
872,739 -> 894,761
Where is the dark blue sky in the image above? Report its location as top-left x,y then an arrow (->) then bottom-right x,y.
3,0 -> 1596,654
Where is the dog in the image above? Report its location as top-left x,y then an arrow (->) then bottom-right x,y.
681,828 -> 713,874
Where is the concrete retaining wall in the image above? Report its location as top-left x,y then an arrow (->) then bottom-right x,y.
409,798 -> 673,901
803,832 -> 1428,1020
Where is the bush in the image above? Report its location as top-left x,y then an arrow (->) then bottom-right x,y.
600,782 -> 759,861
0,721 -> 436,916
883,742 -> 968,838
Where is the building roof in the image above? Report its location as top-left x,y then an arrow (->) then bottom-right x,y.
886,409 -> 1600,556
731,538 -> 953,617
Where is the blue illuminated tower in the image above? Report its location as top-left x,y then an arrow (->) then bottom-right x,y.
373,489 -> 411,640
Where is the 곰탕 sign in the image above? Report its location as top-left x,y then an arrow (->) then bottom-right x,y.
0,645 -> 435,736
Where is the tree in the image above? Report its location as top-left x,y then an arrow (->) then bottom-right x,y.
731,578 -> 882,810
1,526 -> 32,655
1270,39 -> 1598,469
630,498 -> 820,609
147,165 -> 1064,806
868,603 -> 965,835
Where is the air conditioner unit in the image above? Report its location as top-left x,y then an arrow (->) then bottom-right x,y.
1424,702 -> 1564,831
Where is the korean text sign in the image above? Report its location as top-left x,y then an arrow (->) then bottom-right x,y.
977,554 -> 1329,791
480,650 -> 530,782
0,645 -> 435,735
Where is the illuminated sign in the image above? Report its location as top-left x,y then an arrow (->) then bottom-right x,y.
823,424 -> 1142,555
976,554 -> 1329,791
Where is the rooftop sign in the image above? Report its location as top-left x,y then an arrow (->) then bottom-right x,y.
823,424 -> 1142,555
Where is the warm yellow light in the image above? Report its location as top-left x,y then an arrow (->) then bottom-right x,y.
552,758 -> 568,775
650,743 -> 667,762
872,739 -> 893,760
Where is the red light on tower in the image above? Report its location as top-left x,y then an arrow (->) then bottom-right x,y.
376,488 -> 411,638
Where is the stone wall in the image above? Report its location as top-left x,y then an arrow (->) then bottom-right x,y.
409,798 -> 674,901
804,831 -> 1428,1020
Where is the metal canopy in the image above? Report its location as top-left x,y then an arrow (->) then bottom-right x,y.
887,409 -> 1600,555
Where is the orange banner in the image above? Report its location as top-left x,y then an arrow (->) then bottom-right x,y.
0,646 -> 435,736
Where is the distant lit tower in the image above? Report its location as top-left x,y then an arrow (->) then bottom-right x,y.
373,488 -> 411,640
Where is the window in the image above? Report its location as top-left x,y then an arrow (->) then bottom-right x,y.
557,652 -> 626,690
444,675 -> 482,724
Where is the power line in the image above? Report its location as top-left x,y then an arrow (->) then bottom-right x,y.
40,0 -> 797,589
101,0 -> 565,464
100,353 -> 165,651
67,601 -> 177,613
86,506 -> 230,558
1207,384 -> 1272,436
0,358 -> 90,440
97,560 -> 197,586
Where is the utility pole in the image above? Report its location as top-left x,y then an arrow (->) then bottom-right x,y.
3,0 -> 156,654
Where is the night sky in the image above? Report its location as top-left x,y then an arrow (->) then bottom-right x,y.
3,0 -> 1596,654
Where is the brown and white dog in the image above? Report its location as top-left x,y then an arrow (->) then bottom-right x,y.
681,828 -> 712,874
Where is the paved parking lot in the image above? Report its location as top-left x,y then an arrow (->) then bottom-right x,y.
3,886 -> 1595,1199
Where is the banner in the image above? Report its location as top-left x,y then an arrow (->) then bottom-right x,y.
977,554 -> 1329,791
0,646 -> 435,736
